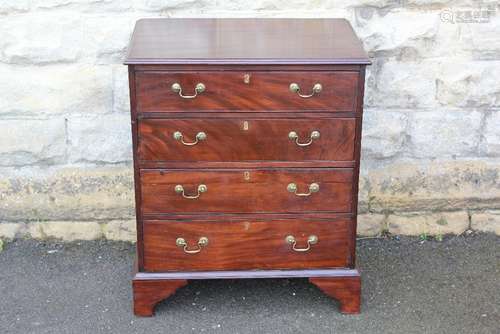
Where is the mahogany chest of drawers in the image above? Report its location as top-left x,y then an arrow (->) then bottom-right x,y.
125,18 -> 370,316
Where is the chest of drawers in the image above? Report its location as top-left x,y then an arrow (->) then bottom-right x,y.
126,18 -> 370,316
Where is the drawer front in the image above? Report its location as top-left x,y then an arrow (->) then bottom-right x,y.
142,218 -> 352,271
141,168 -> 353,214
135,71 -> 358,111
138,118 -> 356,162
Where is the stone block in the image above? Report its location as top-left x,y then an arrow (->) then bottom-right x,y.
0,64 -> 113,116
471,211 -> 500,235
357,175 -> 369,214
367,60 -> 438,108
32,0 -> 132,12
361,109 -> 408,159
27,221 -> 103,241
0,0 -> 30,15
103,220 -> 136,242
0,223 -> 26,239
408,110 -> 482,159
0,166 -> 135,221
112,65 -> 130,113
363,160 -> 500,213
83,15 -> 137,64
357,213 -> 385,236
133,0 -> 212,11
387,211 -> 469,236
460,12 -> 500,60
436,61 -> 500,108
0,119 -> 66,166
67,114 -> 132,163
0,14 -> 83,64
484,111 -> 500,157
354,8 -> 462,59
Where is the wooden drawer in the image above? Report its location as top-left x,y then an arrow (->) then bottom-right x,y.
138,117 -> 356,163
141,168 -> 353,214
142,218 -> 352,271
135,71 -> 358,112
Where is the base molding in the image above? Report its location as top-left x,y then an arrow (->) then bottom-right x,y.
132,268 -> 361,316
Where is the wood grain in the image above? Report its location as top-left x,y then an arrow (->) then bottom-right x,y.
140,168 -> 353,214
349,67 -> 367,267
142,218 -> 352,271
135,71 -> 357,111
127,18 -> 369,315
132,279 -> 187,316
310,275 -> 361,314
138,117 -> 356,162
125,18 -> 370,65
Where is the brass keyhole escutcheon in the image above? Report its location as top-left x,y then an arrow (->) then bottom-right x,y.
243,73 -> 251,84
243,121 -> 249,131
244,171 -> 250,181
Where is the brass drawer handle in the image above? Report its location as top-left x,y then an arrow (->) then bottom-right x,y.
287,182 -> 320,196
176,237 -> 209,254
285,235 -> 318,252
171,82 -> 206,99
288,130 -> 320,147
289,82 -> 322,98
174,184 -> 207,199
173,131 -> 207,146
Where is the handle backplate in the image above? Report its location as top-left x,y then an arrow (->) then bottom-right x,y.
285,235 -> 318,252
288,130 -> 320,147
175,184 -> 207,199
173,131 -> 207,146
176,236 -> 209,254
287,182 -> 320,196
289,82 -> 322,98
171,82 -> 205,99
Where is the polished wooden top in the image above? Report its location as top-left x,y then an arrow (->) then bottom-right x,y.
125,18 -> 370,65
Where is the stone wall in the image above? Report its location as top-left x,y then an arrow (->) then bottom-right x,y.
0,0 -> 499,241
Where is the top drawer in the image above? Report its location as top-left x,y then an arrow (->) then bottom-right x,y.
135,71 -> 358,112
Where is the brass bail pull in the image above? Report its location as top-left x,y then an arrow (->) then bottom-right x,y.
289,82 -> 322,98
173,131 -> 207,146
285,235 -> 318,252
288,130 -> 320,147
287,182 -> 320,197
171,82 -> 206,99
174,184 -> 207,199
176,237 -> 209,254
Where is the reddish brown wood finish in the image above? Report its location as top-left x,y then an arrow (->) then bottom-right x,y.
128,66 -> 146,267
140,168 -> 353,214
126,19 -> 370,65
309,275 -> 361,314
138,117 -> 355,162
349,67 -> 367,267
127,18 -> 368,316
142,218 -> 352,271
132,278 -> 187,316
135,71 -> 358,111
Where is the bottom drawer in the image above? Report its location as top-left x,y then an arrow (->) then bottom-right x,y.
142,218 -> 352,272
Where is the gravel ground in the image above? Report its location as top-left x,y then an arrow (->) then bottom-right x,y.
0,233 -> 498,334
